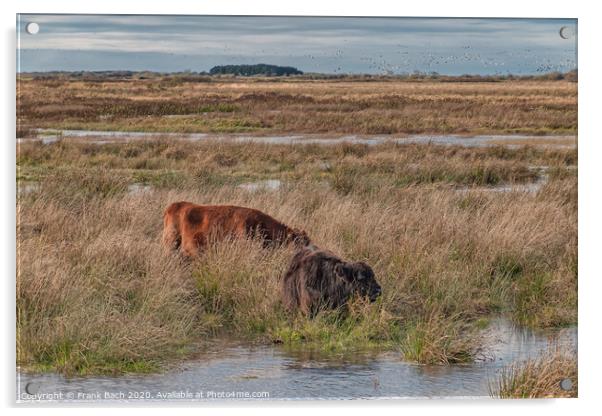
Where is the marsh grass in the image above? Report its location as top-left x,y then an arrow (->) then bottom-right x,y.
489,345 -> 577,398
17,139 -> 572,190
17,78 -> 577,135
16,140 -> 577,375
400,311 -> 476,364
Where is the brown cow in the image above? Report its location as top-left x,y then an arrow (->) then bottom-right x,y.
162,201 -> 310,257
282,245 -> 382,317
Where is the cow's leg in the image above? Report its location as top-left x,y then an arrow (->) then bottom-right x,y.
181,232 -> 208,258
180,234 -> 198,258
299,297 -> 311,317
301,287 -> 322,318
162,215 -> 181,252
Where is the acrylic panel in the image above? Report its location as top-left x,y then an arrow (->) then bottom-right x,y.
16,14 -> 577,403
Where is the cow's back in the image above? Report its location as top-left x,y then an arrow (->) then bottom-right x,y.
162,202 -> 301,256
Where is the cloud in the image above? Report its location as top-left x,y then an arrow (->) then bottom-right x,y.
17,15 -> 577,74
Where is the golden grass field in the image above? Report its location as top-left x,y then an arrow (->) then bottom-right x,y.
16,76 -> 577,397
17,76 -> 577,136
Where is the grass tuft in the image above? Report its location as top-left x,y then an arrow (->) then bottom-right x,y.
489,345 -> 577,398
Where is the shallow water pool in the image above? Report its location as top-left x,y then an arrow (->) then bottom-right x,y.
17,319 -> 576,402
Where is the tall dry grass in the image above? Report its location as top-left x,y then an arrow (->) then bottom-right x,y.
17,78 -> 577,135
489,345 -> 577,398
16,140 -> 577,374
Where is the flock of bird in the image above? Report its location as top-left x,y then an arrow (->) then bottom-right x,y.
218,42 -> 576,75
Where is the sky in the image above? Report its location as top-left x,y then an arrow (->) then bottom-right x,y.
16,14 -> 577,75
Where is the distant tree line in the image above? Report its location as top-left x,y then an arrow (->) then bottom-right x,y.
19,68 -> 576,83
209,64 -> 303,76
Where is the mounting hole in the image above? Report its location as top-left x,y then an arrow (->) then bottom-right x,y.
25,381 -> 40,395
560,378 -> 573,391
559,26 -> 573,40
25,22 -> 40,35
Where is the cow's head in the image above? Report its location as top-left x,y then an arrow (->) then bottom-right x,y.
290,228 -> 311,247
334,261 -> 381,302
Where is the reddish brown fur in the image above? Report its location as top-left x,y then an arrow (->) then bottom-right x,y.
162,201 -> 310,257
